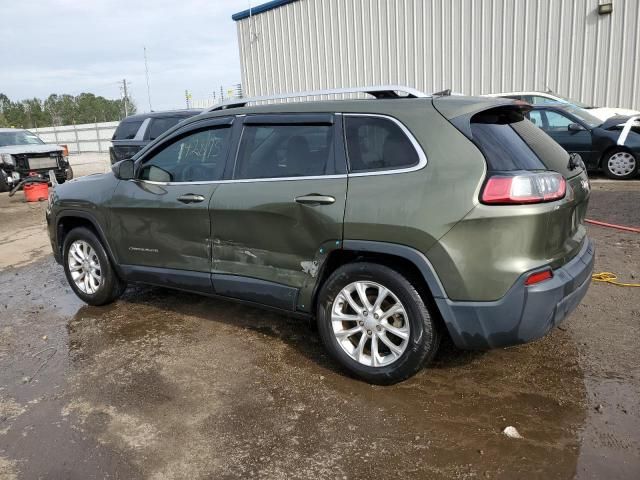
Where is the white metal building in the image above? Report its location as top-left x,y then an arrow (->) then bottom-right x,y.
233,0 -> 640,109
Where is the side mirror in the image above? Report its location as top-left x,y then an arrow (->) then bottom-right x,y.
112,159 -> 135,180
568,123 -> 585,132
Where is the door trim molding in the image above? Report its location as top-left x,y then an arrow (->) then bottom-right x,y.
119,265 -> 299,312
120,265 -> 213,294
211,274 -> 298,311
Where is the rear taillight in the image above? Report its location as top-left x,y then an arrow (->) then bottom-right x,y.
481,171 -> 566,205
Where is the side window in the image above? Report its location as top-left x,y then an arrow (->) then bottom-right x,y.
234,124 -> 334,179
544,111 -> 574,131
113,120 -> 143,140
139,126 -> 230,182
530,95 -> 557,105
148,117 -> 183,141
527,110 -> 544,128
344,116 -> 419,172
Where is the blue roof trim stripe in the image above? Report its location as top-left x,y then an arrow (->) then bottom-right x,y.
232,0 -> 299,21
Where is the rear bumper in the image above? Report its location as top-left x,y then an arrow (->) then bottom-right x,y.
436,238 -> 595,349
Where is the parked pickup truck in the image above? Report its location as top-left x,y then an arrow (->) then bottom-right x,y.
0,128 -> 73,192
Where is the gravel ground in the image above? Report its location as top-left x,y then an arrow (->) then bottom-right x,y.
0,175 -> 638,479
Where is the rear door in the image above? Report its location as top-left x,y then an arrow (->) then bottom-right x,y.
209,113 -> 347,311
108,117 -> 233,291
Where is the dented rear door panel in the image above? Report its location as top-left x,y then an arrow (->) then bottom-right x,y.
209,178 -> 347,311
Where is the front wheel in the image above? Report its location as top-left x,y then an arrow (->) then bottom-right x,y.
603,149 -> 638,179
317,262 -> 440,385
63,227 -> 127,306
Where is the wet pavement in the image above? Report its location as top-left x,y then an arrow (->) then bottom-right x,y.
1,180 -> 639,479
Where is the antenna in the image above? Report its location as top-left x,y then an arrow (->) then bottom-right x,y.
144,47 -> 153,111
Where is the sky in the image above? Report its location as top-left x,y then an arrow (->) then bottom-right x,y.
0,0 -> 246,112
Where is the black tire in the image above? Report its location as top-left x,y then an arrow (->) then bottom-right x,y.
62,227 -> 127,306
316,262 -> 440,385
602,148 -> 638,180
0,170 -> 9,193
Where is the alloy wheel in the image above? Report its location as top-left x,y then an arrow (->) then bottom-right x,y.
331,281 -> 410,367
68,240 -> 102,294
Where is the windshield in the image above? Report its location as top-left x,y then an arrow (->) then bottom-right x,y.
562,105 -> 603,128
551,93 -> 592,109
0,130 -> 45,147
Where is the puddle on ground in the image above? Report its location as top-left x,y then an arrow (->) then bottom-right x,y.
1,257 -> 589,479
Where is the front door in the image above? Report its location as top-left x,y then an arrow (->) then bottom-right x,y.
108,118 -> 233,289
210,114 -> 347,311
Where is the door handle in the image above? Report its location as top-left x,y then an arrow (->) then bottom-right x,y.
295,194 -> 336,205
177,193 -> 206,204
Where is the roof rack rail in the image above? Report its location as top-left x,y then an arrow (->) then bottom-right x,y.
206,85 -> 430,112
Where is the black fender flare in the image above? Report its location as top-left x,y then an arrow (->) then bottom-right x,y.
339,240 -> 467,348
341,240 -> 449,300
55,209 -> 122,276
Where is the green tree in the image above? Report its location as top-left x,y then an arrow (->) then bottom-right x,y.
0,92 -> 134,128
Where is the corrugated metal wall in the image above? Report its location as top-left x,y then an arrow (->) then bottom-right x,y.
236,0 -> 640,109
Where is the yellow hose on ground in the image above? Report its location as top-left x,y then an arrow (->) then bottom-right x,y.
592,272 -> 640,287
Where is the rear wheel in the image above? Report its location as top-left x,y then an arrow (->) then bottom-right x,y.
317,262 -> 440,385
603,149 -> 638,179
63,227 -> 127,306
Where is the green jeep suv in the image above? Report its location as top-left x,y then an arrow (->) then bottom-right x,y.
46,86 -> 594,384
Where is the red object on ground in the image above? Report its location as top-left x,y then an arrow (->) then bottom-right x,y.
585,219 -> 640,234
23,182 -> 49,202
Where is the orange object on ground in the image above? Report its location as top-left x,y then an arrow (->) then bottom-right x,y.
23,182 -> 49,202
585,219 -> 640,234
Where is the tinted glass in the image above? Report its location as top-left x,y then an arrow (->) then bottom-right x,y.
512,119 -> 580,176
139,127 -> 230,182
470,109 -> 545,171
235,124 -> 334,179
113,120 -> 143,140
148,117 -> 183,140
345,116 -> 419,172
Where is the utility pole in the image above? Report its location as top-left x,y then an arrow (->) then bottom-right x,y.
185,90 -> 192,109
144,47 -> 153,112
121,79 -> 130,117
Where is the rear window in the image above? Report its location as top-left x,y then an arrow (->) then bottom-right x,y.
113,120 -> 143,140
512,118 -> 578,176
148,117 -> 183,140
470,109 -> 545,171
